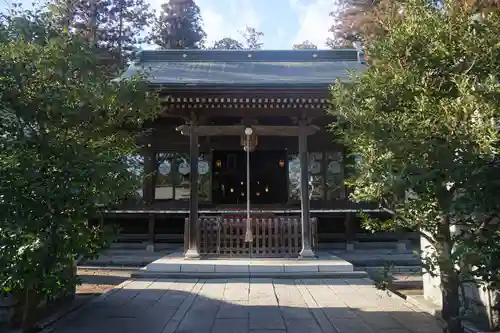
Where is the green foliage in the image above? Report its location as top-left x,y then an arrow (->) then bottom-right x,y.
211,37 -> 244,50
292,40 -> 318,50
331,0 -> 500,234
0,9 -> 161,329
211,27 -> 265,50
374,261 -> 396,290
330,1 -> 500,331
239,26 -> 264,50
149,0 -> 206,49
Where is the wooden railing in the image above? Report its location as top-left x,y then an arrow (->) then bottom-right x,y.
184,216 -> 317,257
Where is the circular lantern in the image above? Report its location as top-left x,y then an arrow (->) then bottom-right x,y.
198,161 -> 209,175
309,161 -> 321,174
178,161 -> 190,175
158,161 -> 171,175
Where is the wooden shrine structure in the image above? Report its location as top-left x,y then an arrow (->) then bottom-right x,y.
112,49 -> 390,258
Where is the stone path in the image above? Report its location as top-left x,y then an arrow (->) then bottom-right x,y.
44,278 -> 442,333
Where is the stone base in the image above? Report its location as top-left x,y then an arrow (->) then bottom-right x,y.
133,251 -> 363,278
145,243 -> 155,253
396,241 -> 407,252
184,248 -> 200,259
299,248 -> 315,259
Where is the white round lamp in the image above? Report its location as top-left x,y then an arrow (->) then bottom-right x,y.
244,127 -> 253,136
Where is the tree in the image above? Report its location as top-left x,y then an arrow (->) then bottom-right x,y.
211,37 -> 244,50
292,40 -> 317,50
47,0 -> 154,70
0,10 -> 161,332
326,0 -> 403,48
149,0 -> 206,49
330,1 -> 500,332
239,26 -> 264,50
100,0 -> 155,66
327,0 -> 500,47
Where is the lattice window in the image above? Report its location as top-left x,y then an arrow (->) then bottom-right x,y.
287,152 -> 324,201
325,151 -> 345,200
154,152 -> 212,201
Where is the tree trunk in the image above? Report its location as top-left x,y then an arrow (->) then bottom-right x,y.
117,0 -> 124,69
489,289 -> 500,330
21,288 -> 38,333
88,0 -> 98,45
440,265 -> 462,333
435,215 -> 463,333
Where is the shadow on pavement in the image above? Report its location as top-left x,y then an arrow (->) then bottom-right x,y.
44,278 -> 444,333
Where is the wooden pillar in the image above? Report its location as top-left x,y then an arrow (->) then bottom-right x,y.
143,131 -> 156,252
185,118 -> 200,258
299,121 -> 315,258
344,212 -> 356,251
143,145 -> 155,204
147,214 -> 155,252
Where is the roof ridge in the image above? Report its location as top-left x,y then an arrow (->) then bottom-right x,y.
133,49 -> 361,64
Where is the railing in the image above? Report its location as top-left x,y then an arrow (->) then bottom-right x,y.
184,215 -> 317,257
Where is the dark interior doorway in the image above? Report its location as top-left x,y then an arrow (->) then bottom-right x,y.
212,150 -> 288,205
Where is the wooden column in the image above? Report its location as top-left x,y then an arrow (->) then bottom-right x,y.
143,135 -> 156,252
299,120 -> 315,258
143,145 -> 155,205
344,213 -> 356,251
147,214 -> 155,252
185,117 -> 200,258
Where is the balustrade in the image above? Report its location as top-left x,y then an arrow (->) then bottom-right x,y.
184,215 -> 317,257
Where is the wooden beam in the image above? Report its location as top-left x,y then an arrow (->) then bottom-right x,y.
159,107 -> 327,119
176,125 -> 320,137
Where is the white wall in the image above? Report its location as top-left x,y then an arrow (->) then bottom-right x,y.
421,233 -> 443,306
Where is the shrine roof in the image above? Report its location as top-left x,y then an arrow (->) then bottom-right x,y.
118,49 -> 366,89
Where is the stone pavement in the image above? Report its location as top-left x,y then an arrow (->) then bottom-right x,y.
43,278 -> 443,333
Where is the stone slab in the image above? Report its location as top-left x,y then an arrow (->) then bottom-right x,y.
215,264 -> 250,273
132,271 -> 369,279
249,264 -> 284,273
211,318 -> 248,333
180,263 -> 215,273
284,265 -> 319,273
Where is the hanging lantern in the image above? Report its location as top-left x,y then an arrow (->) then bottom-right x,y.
278,160 -> 285,168
216,160 -> 222,168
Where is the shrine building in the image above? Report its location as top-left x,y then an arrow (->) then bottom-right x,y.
108,49 -> 403,258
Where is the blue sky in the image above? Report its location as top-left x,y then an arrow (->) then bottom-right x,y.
1,0 -> 335,49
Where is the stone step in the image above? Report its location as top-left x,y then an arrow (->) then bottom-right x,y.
131,270 -> 369,279
356,265 -> 422,274
135,251 -> 366,279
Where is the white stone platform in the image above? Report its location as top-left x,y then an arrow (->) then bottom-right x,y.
132,251 -> 368,279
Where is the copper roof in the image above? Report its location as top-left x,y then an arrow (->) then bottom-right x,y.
118,49 -> 366,88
